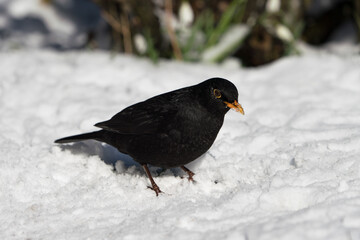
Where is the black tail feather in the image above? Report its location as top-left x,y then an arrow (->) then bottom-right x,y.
54,131 -> 103,144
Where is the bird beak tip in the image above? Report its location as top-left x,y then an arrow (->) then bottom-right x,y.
225,100 -> 245,115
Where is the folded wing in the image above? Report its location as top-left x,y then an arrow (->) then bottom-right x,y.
95,94 -> 178,135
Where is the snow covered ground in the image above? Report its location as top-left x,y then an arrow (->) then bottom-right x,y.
1,47 -> 360,240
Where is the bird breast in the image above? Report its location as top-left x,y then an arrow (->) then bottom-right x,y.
162,106 -> 224,155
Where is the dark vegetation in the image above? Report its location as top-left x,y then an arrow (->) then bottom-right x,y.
18,0 -> 360,66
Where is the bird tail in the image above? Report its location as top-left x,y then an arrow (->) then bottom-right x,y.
54,131 -> 103,144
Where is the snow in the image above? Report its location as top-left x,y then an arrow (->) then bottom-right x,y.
8,0 -> 75,35
0,0 -> 101,49
1,47 -> 360,240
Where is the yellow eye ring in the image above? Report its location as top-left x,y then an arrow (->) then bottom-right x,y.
213,89 -> 221,98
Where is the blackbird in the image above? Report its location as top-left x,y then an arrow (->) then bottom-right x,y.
55,78 -> 244,196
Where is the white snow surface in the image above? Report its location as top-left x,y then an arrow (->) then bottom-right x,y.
1,48 -> 360,240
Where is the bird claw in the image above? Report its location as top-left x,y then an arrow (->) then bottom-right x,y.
180,166 -> 195,182
187,175 -> 195,182
147,185 -> 163,196
180,174 -> 195,182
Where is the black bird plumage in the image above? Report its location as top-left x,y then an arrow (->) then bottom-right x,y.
55,78 -> 244,195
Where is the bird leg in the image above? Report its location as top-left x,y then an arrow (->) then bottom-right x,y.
180,166 -> 195,182
142,164 -> 162,196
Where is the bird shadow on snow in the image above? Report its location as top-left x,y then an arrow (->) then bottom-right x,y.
58,140 -> 133,166
57,140 -> 185,177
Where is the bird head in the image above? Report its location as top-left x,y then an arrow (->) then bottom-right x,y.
197,78 -> 244,115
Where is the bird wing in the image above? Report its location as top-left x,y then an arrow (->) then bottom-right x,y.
94,93 -> 179,135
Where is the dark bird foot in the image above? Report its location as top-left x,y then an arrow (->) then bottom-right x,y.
147,185 -> 163,196
143,164 -> 163,196
181,166 -> 195,182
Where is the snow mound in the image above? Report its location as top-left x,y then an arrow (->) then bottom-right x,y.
1,49 -> 360,239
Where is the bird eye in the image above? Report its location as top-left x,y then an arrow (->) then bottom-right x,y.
213,89 -> 221,98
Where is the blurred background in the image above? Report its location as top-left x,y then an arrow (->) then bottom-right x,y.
0,0 -> 359,67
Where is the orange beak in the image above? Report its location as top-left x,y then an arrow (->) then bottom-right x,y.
224,100 -> 244,115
